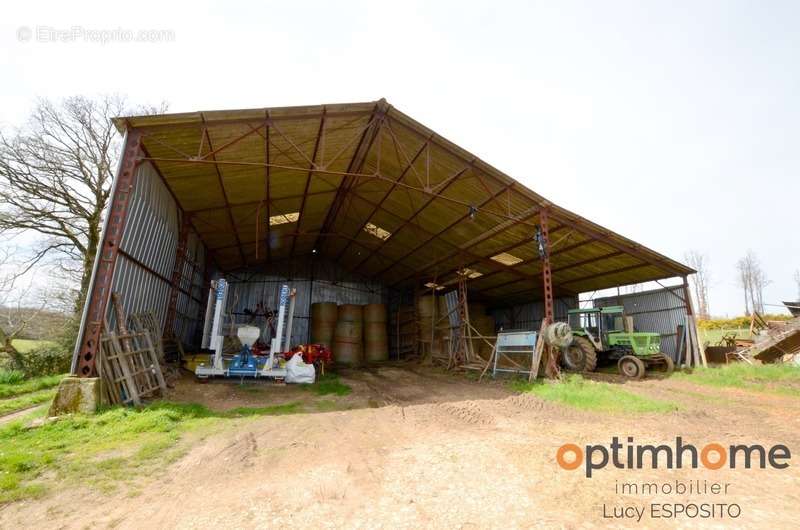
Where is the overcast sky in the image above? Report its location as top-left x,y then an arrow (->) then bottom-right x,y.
1,0 -> 798,316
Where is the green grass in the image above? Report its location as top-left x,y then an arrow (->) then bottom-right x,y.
0,389 -> 57,416
0,399 -> 320,504
0,374 -> 65,399
0,371 -> 25,385
510,374 -> 679,413
674,364 -> 800,396
9,339 -> 56,353
304,373 -> 352,396
697,328 -> 751,346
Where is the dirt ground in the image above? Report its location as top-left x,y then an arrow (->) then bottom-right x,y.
2,364 -> 799,529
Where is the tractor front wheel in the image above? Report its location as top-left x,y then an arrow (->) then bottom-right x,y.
562,336 -> 598,372
618,355 -> 645,379
659,354 -> 675,374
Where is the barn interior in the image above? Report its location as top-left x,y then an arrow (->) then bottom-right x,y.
72,99 -> 694,393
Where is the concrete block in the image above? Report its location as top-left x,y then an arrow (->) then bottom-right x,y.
48,376 -> 102,416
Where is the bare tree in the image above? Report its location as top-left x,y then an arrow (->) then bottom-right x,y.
0,95 -> 166,311
684,250 -> 711,319
0,247 -> 47,364
736,250 -> 769,315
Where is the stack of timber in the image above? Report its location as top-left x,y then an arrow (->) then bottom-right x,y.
677,315 -> 707,368
736,316 -> 800,364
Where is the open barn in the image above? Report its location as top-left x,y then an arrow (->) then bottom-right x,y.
71,99 -> 695,391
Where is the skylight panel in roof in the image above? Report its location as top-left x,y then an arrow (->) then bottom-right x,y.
269,212 -> 300,226
364,222 -> 391,241
490,252 -> 523,266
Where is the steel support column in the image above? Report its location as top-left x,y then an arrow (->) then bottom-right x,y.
76,130 -> 143,377
540,209 -> 554,323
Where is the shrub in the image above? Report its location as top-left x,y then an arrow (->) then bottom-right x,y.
13,345 -> 71,378
0,370 -> 25,385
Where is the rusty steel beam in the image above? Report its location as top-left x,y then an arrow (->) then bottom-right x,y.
463,233 -> 602,287
334,133 -> 432,263
445,225 -> 567,285
290,108 -> 326,258
197,123 -> 263,161
389,199 -> 537,287
314,103 -> 384,255
186,189 -> 335,215
475,249 -> 626,295
547,210 -> 683,276
385,113 -> 518,205
229,231 -> 409,273
263,117 -> 271,261
560,261 -> 652,286
201,116 -> 246,266
540,209 -> 554,323
140,156 -> 535,224
377,181 -> 518,281
76,130 -> 142,377
128,107 -> 372,134
350,164 -> 469,272
346,190 -> 540,283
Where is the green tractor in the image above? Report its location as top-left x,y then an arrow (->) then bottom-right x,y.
562,306 -> 674,378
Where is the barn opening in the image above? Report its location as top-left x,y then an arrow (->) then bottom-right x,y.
71,99 -> 694,396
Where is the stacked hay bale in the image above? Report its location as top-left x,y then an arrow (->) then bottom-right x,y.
310,302 -> 337,349
333,304 -> 363,366
363,303 -> 388,362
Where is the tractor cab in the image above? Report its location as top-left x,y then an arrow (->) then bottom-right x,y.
567,306 -> 625,351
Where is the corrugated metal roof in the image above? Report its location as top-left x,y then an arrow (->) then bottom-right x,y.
113,99 -> 693,305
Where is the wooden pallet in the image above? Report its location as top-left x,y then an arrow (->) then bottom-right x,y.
98,330 -> 166,406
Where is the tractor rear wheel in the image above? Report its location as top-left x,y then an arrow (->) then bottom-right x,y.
562,336 -> 598,372
618,355 -> 645,379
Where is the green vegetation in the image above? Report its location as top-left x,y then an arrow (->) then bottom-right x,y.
10,339 -> 57,353
0,370 -> 25,385
510,374 -> 679,413
697,328 -> 751,346
697,315 -> 792,330
304,373 -> 352,396
0,388 -> 57,416
675,364 -> 800,395
0,399 -> 321,503
0,373 -> 65,399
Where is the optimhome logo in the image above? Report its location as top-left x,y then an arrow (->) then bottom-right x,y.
557,436 -> 791,478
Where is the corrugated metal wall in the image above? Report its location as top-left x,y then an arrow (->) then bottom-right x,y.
490,296 -> 579,331
107,161 -> 205,345
593,286 -> 687,360
222,259 -> 389,347
174,231 -> 206,345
